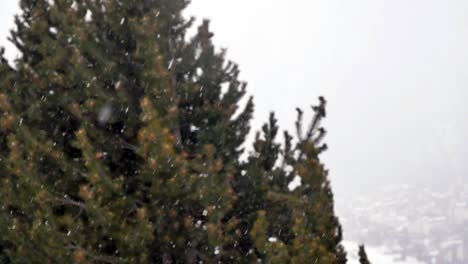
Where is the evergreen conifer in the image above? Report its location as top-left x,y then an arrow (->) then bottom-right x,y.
358,245 -> 371,264
0,1 -> 346,262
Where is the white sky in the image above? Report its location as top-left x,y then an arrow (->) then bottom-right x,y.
1,0 -> 468,193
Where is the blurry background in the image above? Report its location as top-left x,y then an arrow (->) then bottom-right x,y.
1,1 -> 468,263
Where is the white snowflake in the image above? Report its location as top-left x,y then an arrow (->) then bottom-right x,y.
85,10 -> 93,22
268,237 -> 278,242
49,27 -> 58,35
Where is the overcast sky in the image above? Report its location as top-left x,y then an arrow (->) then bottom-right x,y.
1,0 -> 467,192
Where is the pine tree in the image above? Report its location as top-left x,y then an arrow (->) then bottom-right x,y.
244,98 -> 347,263
358,245 -> 372,264
0,0 -> 346,263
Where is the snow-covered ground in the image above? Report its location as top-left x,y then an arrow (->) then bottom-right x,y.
343,241 -> 426,264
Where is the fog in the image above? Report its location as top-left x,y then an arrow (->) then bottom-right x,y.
186,0 -> 468,193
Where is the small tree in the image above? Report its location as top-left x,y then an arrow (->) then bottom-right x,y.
0,0 -> 346,263
359,245 -> 372,264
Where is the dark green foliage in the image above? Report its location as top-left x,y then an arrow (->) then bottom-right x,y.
359,245 -> 371,264
0,0 -> 346,263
